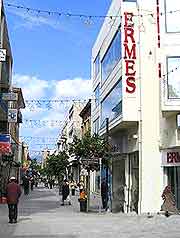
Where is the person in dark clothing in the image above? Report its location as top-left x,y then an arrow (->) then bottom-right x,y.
6,177 -> 21,224
49,180 -> 53,189
30,177 -> 34,191
61,180 -> 70,205
101,179 -> 108,210
22,175 -> 29,195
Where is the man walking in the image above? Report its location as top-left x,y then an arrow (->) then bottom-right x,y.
101,179 -> 108,211
6,177 -> 22,224
61,179 -> 71,206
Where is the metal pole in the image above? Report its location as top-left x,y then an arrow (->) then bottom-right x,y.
99,157 -> 102,213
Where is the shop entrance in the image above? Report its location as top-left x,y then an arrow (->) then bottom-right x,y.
128,152 -> 139,214
167,167 -> 180,209
112,157 -> 125,213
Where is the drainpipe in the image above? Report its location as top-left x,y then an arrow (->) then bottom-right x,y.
137,5 -> 143,214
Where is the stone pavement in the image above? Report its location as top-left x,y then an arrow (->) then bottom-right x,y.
1,187 -> 180,238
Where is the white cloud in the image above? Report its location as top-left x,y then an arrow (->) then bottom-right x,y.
54,77 -> 92,98
13,73 -> 92,153
13,74 -> 49,99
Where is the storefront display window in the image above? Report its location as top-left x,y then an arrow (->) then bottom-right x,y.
167,57 -> 180,99
165,0 -> 180,32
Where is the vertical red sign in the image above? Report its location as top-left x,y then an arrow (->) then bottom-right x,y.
124,12 -> 137,94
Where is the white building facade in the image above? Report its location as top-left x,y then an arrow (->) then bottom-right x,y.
91,0 -> 180,214
57,102 -> 85,182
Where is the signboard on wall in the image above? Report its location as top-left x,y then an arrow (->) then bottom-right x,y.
0,134 -> 11,154
2,93 -> 18,101
162,151 -> 180,167
0,49 -> 6,62
8,109 -> 17,123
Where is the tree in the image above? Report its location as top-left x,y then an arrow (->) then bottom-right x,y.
69,132 -> 109,212
69,132 -> 109,170
45,152 -> 69,182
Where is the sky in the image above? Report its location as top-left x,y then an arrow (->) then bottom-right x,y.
4,0 -> 112,158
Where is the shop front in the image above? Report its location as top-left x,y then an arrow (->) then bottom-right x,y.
162,150 -> 180,209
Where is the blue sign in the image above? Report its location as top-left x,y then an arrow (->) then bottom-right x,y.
0,134 -> 10,142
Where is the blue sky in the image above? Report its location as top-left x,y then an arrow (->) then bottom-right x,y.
4,0 -> 112,157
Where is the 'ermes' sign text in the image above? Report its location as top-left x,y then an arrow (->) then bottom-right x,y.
124,12 -> 137,94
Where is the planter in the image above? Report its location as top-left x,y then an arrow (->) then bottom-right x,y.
79,199 -> 87,212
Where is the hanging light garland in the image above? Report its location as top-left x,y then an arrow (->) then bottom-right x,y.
5,2 -> 180,21
24,99 -> 87,111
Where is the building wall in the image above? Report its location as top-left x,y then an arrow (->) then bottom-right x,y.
91,0 -> 172,213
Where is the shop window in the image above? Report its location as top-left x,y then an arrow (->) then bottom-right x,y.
167,57 -> 180,99
94,53 -> 100,78
93,117 -> 100,135
165,0 -> 180,33
94,84 -> 100,107
101,31 -> 121,82
101,80 -> 122,127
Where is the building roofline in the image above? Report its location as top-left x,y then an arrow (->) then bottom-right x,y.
79,99 -> 91,118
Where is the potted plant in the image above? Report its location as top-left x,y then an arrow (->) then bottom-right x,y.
78,190 -> 87,212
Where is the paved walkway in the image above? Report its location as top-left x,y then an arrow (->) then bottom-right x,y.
1,187 -> 180,237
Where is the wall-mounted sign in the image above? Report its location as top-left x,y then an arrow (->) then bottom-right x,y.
0,134 -> 10,143
0,49 -> 6,62
0,134 -> 11,154
162,151 -> 180,167
8,109 -> 17,123
123,12 -> 137,94
2,92 -> 18,101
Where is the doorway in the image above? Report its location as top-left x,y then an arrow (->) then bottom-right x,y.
129,152 -> 139,214
167,167 -> 180,209
112,157 -> 125,213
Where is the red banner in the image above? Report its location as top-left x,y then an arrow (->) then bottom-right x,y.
0,142 -> 12,154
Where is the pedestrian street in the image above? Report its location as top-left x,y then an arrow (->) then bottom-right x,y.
0,187 -> 180,238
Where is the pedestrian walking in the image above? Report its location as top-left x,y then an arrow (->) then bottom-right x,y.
61,179 -> 71,206
30,177 -> 35,191
101,179 -> 108,210
78,180 -> 84,194
22,175 -> 30,195
6,177 -> 21,224
49,180 -> 53,189
70,180 -> 76,196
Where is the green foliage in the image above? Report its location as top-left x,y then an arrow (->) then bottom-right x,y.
30,159 -> 41,171
69,132 -> 109,170
45,151 -> 69,179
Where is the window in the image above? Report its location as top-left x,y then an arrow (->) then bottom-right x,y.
94,84 -> 100,107
101,80 -> 122,126
93,117 -> 99,134
102,31 -> 121,82
167,57 -> 180,99
165,0 -> 180,32
94,53 -> 100,78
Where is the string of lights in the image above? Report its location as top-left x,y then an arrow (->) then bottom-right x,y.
23,119 -> 63,128
5,2 -> 180,20
25,99 -> 87,111
162,64 -> 180,78
20,136 -> 58,144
